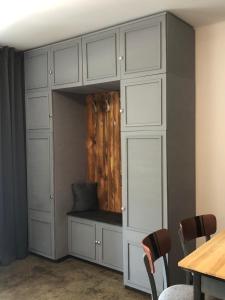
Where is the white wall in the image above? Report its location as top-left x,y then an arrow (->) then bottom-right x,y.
196,21 -> 225,232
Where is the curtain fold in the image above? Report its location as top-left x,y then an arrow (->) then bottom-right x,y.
0,47 -> 28,265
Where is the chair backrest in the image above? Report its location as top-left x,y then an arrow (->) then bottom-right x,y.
178,214 -> 217,284
142,229 -> 171,300
179,214 -> 217,251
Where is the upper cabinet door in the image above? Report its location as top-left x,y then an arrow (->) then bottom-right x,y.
25,47 -> 50,91
51,38 -> 82,89
25,91 -> 51,130
82,29 -> 120,85
121,74 -> 166,131
120,15 -> 166,79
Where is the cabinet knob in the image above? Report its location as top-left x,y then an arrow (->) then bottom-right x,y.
121,206 -> 126,212
118,56 -> 123,61
95,240 -> 98,244
98,241 -> 101,245
49,69 -> 53,75
120,108 -> 124,114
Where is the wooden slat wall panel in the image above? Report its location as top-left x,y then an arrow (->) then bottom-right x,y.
86,92 -> 121,213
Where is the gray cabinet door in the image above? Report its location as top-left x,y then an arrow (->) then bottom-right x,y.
27,131 -> 53,213
121,75 -> 166,131
29,210 -> 54,258
122,131 -> 166,232
82,28 -> 120,84
121,131 -> 166,293
51,38 -> 82,89
25,92 -> 51,130
68,217 -> 96,262
123,230 -> 164,294
24,47 -> 50,91
97,223 -> 123,272
120,15 -> 166,79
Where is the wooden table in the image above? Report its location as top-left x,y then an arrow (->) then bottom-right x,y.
178,230 -> 225,300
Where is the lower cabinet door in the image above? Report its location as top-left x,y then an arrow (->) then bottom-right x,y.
123,230 -> 164,295
68,217 -> 97,262
97,223 -> 123,272
121,131 -> 166,294
28,210 -> 54,259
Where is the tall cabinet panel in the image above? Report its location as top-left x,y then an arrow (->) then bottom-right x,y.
120,12 -> 195,295
26,130 -> 54,258
121,131 -> 166,293
25,47 -> 55,259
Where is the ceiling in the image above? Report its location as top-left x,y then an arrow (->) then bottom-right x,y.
1,0 -> 225,50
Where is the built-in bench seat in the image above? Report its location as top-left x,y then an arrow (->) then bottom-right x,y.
67,210 -> 122,226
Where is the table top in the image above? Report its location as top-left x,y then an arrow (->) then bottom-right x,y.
178,230 -> 225,280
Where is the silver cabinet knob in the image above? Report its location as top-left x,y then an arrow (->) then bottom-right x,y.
95,241 -> 98,244
98,241 -> 101,245
118,56 -> 123,61
120,108 -> 124,114
121,206 -> 126,211
49,69 -> 53,75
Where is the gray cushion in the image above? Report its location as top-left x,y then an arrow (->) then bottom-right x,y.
159,284 -> 193,300
71,182 -> 99,212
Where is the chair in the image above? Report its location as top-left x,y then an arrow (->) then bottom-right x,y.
142,229 -> 193,300
178,214 -> 217,284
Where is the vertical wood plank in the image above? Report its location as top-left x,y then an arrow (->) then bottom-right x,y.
86,91 -> 121,213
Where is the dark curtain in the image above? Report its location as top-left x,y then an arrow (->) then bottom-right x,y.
0,47 -> 28,265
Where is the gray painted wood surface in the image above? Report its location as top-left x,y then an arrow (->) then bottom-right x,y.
121,75 -> 166,131
121,131 -> 165,233
29,217 -> 52,257
26,130 -> 55,258
68,216 -> 123,272
24,47 -> 50,91
51,38 -> 82,89
82,28 -> 120,85
123,230 -> 164,294
28,206 -> 55,259
121,131 -> 166,293
53,92 -> 87,259
25,92 -> 51,130
119,14 -> 166,79
68,217 -> 97,261
27,131 -> 52,213
24,11 -> 195,295
166,72 -> 195,284
97,223 -> 123,272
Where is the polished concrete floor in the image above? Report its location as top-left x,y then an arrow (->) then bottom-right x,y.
0,255 -> 150,300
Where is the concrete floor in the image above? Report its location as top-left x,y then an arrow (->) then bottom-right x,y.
0,255 -> 150,300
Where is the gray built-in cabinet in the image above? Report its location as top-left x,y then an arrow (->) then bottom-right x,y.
24,12 -> 195,296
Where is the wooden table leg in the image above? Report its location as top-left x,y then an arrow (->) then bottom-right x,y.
193,272 -> 205,300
